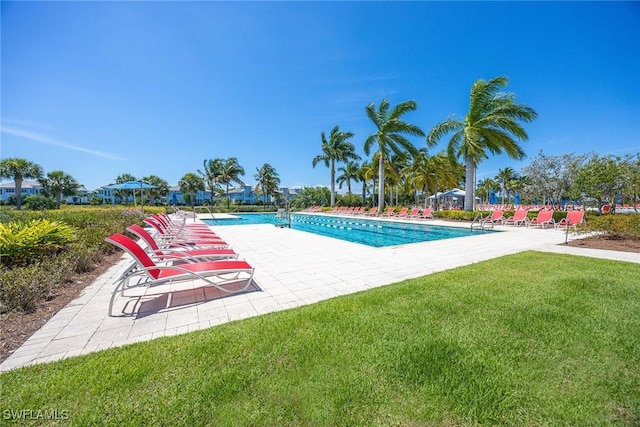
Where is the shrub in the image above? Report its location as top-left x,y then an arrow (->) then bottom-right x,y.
0,207 -> 146,313
433,210 -> 480,221
583,213 -> 640,239
22,195 -> 56,210
0,264 -> 51,313
0,219 -> 77,266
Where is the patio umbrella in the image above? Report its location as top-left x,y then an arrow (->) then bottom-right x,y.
514,192 -> 521,206
489,189 -> 498,205
107,181 -> 157,211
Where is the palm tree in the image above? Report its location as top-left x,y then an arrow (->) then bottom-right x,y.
387,152 -> 409,206
142,175 -> 169,206
364,99 -> 425,213
496,167 -> 517,204
336,160 -> 360,197
198,158 -> 223,204
254,163 -> 280,210
477,177 -> 500,205
178,173 -> 205,210
38,170 -> 80,209
357,160 -> 375,206
404,150 -> 461,209
0,157 -> 44,210
218,157 -> 245,209
312,125 -> 359,207
428,76 -> 537,211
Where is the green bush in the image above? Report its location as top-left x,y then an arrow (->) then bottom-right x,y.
583,213 -> 640,239
433,210 -> 480,221
0,219 -> 77,266
0,264 -> 52,313
0,206 -> 149,313
22,195 -> 56,210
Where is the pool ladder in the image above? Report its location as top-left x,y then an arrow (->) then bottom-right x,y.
470,212 -> 493,231
275,208 -> 291,228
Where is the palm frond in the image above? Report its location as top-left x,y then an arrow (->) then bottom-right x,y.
427,119 -> 464,145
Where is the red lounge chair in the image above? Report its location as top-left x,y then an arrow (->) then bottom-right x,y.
419,208 -> 433,219
105,233 -> 255,316
527,210 -> 555,229
151,214 -> 216,236
394,207 -> 409,218
380,207 -> 396,217
127,224 -> 235,262
556,210 -> 585,229
408,207 -> 420,218
482,210 -> 505,226
364,207 -> 377,216
503,209 -> 529,226
143,218 -> 226,246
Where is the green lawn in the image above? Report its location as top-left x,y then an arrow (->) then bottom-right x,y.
2,251 -> 639,426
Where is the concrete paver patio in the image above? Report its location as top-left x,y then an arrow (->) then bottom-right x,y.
1,215 -> 637,372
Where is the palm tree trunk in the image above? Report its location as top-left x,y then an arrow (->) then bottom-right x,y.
15,179 -> 23,210
226,183 -> 230,209
330,161 -> 336,207
378,157 -> 385,213
56,193 -> 62,209
464,154 -> 475,211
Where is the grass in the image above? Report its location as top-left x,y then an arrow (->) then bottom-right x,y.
1,251 -> 639,426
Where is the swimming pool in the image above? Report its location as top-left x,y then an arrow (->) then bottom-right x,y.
202,213 -> 496,248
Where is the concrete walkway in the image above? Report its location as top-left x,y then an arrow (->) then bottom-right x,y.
2,215 -> 637,372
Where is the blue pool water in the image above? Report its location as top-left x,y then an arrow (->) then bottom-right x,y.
202,213 -> 496,248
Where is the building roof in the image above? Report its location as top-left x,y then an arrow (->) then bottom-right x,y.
0,180 -> 41,189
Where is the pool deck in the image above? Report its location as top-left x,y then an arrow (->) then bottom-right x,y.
1,213 -> 638,372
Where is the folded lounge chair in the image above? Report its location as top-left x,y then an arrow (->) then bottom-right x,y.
527,210 -> 555,229
105,233 -> 255,316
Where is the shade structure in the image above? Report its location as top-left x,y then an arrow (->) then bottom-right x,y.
107,181 -> 157,210
441,188 -> 466,198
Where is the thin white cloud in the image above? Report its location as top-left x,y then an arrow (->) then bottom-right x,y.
1,125 -> 128,161
1,118 -> 54,131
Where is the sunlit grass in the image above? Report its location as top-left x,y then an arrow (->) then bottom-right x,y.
2,251 -> 639,425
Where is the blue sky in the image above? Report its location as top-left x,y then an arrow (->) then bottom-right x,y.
2,1 -> 639,192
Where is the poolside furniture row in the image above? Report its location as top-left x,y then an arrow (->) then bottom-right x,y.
105,212 -> 255,317
314,205 -> 435,219
481,208 -> 586,229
